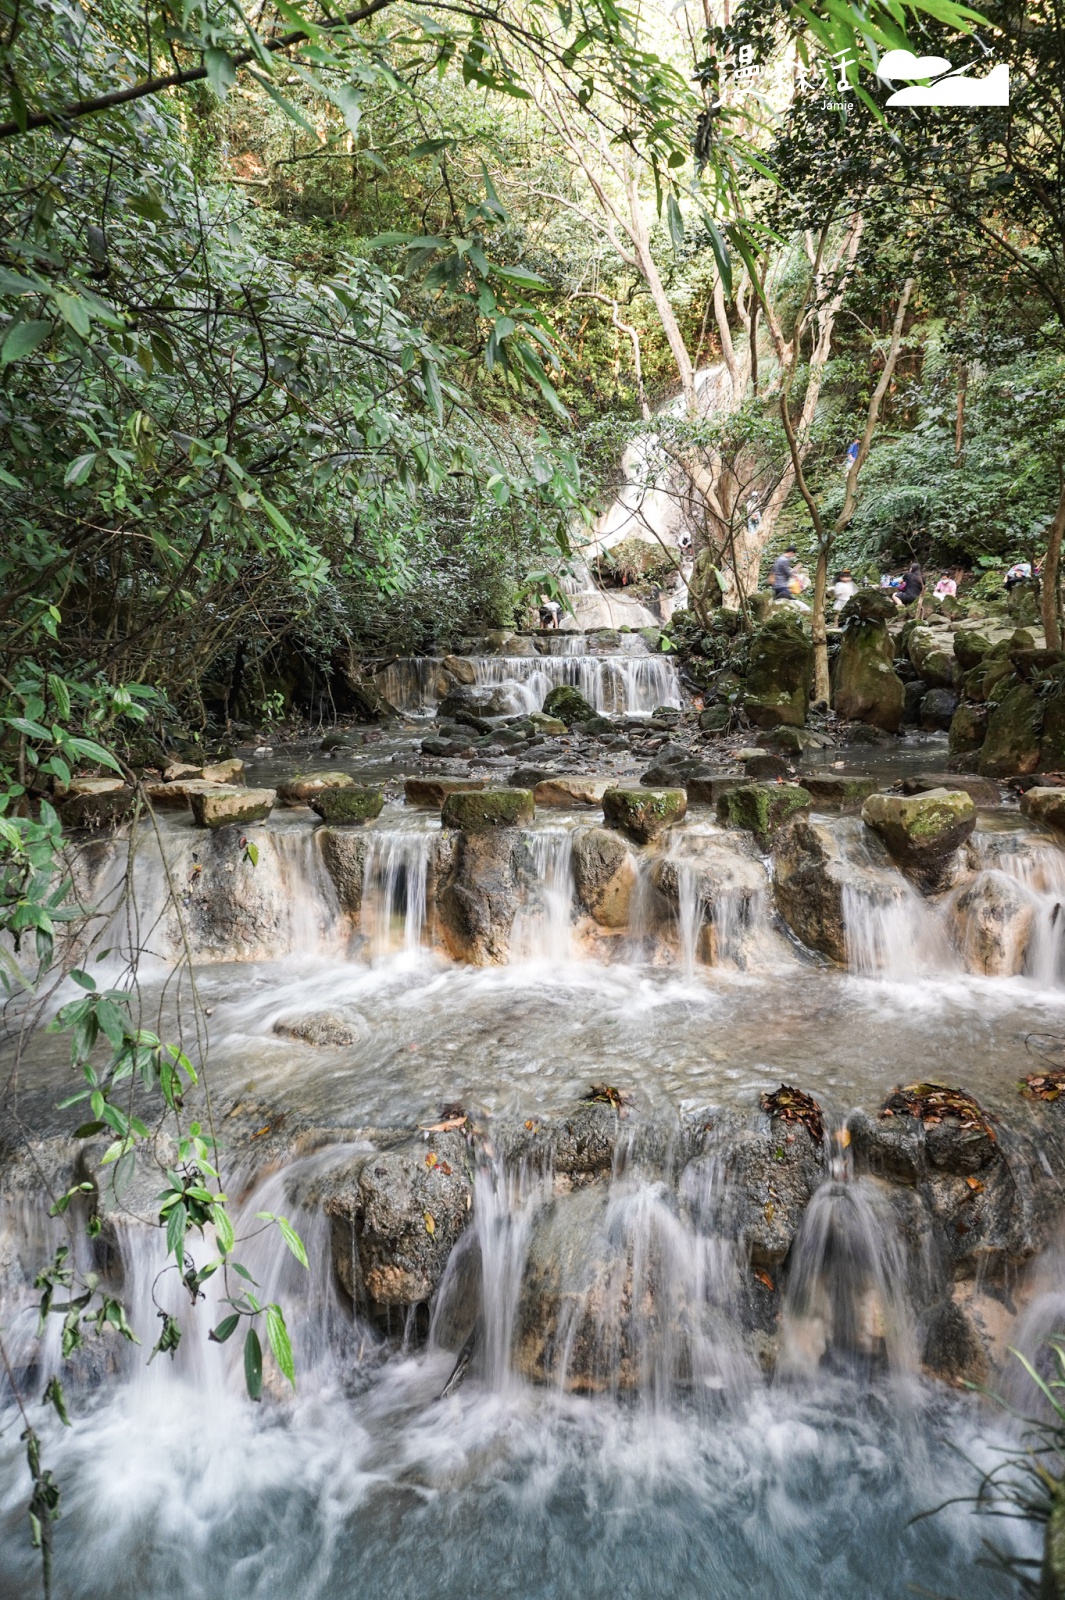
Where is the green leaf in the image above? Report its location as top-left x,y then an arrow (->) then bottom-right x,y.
257,1212 -> 309,1268
420,357 -> 444,424
244,1326 -> 263,1400
42,1375 -> 70,1426
204,49 -> 237,100
266,1303 -> 295,1387
209,1313 -> 240,1343
213,1204 -> 235,1255
166,1200 -> 188,1263
63,737 -> 122,774
53,293 -> 92,339
666,194 -> 685,252
1,320 -> 51,365
64,451 -> 98,488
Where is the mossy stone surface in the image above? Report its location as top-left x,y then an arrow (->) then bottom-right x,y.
978,680 -> 1043,777
861,788 -> 975,887
801,773 -> 879,811
309,786 -> 384,824
832,614 -> 905,732
602,787 -> 686,843
441,788 -> 535,830
404,777 -> 486,808
542,685 -> 597,726
719,782 -> 811,845
744,612 -> 814,729
953,631 -> 992,673
1020,787 -> 1065,832
948,702 -> 989,755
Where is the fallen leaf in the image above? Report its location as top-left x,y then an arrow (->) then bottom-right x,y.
966,1177 -> 984,1193
419,1117 -> 467,1132
425,1152 -> 438,1169
424,1211 -> 435,1236
252,1125 -> 271,1139
439,1160 -> 452,1175
754,1269 -> 774,1291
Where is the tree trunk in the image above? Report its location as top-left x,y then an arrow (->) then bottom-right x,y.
811,545 -> 831,703
1042,475 -> 1065,652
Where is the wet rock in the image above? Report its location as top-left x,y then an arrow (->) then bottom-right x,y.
949,871 -> 1035,976
404,777 -> 486,807
743,752 -> 789,781
641,759 -> 717,786
571,827 -> 637,928
768,726 -> 828,755
978,679 -> 1043,777
602,787 -> 686,844
276,771 -> 354,806
144,777 -> 222,809
59,785 -> 137,830
685,774 -> 745,807
439,684 -> 527,719
323,1132 -> 472,1312
318,828 -> 369,914
801,773 -> 878,812
772,816 -> 903,964
441,788 -> 534,831
948,701 -> 988,754
533,777 -> 612,807
900,772 -> 1000,806
437,829 -> 531,963
861,788 -> 976,891
907,628 -> 957,689
1020,786 -> 1065,832
442,654 -> 477,685
189,786 -> 276,829
273,1011 -> 360,1046
510,766 -> 556,789
699,705 -> 731,732
953,631 -> 992,673
526,712 -> 568,735
719,783 -> 811,848
649,839 -> 767,962
691,1124 -> 826,1267
309,786 -> 383,825
902,679 -> 927,725
833,593 -> 905,732
202,758 -> 244,785
744,611 -> 814,729
542,685 -> 597,726
501,1100 -> 623,1176
919,687 -> 958,731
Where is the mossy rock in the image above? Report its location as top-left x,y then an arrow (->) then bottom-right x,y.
542,685 -> 597,725
277,770 -> 354,806
801,773 -> 879,811
744,611 -> 813,729
978,680 -> 1043,777
948,701 -> 989,755
698,704 -> 730,732
1020,787 -> 1065,833
602,787 -> 686,844
953,631 -> 992,673
441,788 -> 534,830
861,788 -> 975,889
718,782 -> 811,846
1040,686 -> 1065,770
833,612 -> 905,733
309,786 -> 383,824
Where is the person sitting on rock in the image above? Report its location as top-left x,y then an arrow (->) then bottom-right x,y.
892,562 -> 924,611
1004,560 -> 1032,592
771,545 -> 798,599
933,572 -> 957,599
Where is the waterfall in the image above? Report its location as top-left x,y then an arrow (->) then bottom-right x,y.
360,830 -> 433,958
841,880 -> 952,980
511,829 -> 575,962
472,654 -> 681,716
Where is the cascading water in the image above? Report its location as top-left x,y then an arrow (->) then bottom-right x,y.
375,648 -> 681,716
511,828 -> 575,962
359,830 -> 434,958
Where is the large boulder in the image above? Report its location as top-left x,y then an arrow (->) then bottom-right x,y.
949,871 -> 1035,976
189,786 -> 275,829
542,684 -> 597,726
571,827 -> 637,928
861,788 -> 976,891
602,787 -> 686,844
438,683 -> 527,718
919,688 -> 959,731
978,680 -> 1043,776
953,631 -> 992,673
948,701 -> 988,755
309,786 -> 383,825
772,815 -> 904,963
719,782 -> 811,848
907,627 -> 956,688
744,611 -> 814,728
436,828 -> 533,963
441,788 -> 534,830
833,592 -> 905,732
276,771 -> 354,806
1020,786 -> 1065,832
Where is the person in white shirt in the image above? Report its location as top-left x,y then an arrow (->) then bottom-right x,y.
933,574 -> 957,599
832,569 -> 857,612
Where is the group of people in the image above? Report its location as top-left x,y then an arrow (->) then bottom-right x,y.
771,550 -> 927,614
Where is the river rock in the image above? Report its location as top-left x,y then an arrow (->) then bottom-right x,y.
744,611 -> 813,729
743,752 -> 789,781
501,1100 -> 624,1177
948,701 -> 989,754
189,786 -> 276,829
919,688 -> 958,731
273,1011 -> 360,1046
685,774 -> 745,807
719,783 -> 810,848
442,654 -> 477,685
323,1132 -> 472,1313
276,771 -> 355,806
541,685 -> 597,726
978,680 -> 1043,777
437,828 -> 532,962
439,684 -> 527,718
202,758 -> 245,785
163,761 -> 203,782
571,827 -> 636,928
907,628 -> 956,689
649,839 -> 767,963
953,631 -> 992,673
833,592 -> 905,732
602,787 -> 686,844
861,788 -> 976,890
772,815 -> 904,964
59,785 -> 137,830
949,871 -> 1035,976
699,705 -> 730,732
309,786 -> 383,825
534,777 -> 613,807
144,777 -> 222,808
900,772 -> 1001,806
686,1124 -> 826,1267
441,788 -> 534,830
404,777 -> 486,807
317,827 -> 370,914
1020,786 -> 1065,831
801,773 -> 879,811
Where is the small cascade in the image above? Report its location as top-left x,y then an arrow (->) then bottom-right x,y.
957,830 -> 1065,983
842,879 -> 953,979
360,830 -> 433,958
639,834 -> 773,974
778,1164 -> 917,1381
511,828 -> 575,961
472,653 -> 681,716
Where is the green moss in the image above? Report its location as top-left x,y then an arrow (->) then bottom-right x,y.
602,787 -> 687,843
542,685 -> 597,725
309,786 -> 384,824
719,783 -> 811,845
441,788 -> 535,830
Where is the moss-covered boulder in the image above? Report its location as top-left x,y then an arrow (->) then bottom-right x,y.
190,787 -> 276,829
309,786 -> 383,825
907,627 -> 957,688
744,611 -> 814,728
978,680 -> 1043,777
948,701 -> 988,755
800,773 -> 879,811
719,782 -> 811,847
833,593 -> 905,732
404,777 -> 486,808
602,787 -> 686,844
542,685 -> 597,725
953,631 -> 992,673
441,788 -> 534,830
861,788 -> 976,890
919,687 -> 959,731
1019,786 -> 1065,832
277,770 -> 354,806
